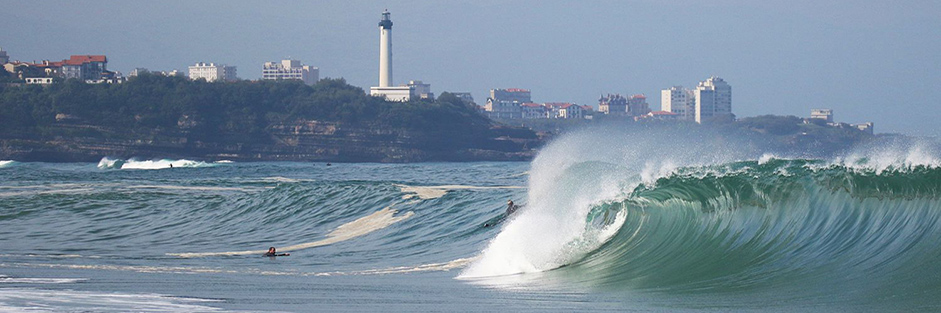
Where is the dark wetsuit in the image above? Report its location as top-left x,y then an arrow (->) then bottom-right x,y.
264,252 -> 288,257
506,204 -> 518,216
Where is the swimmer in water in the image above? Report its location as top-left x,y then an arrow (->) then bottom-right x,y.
264,247 -> 289,257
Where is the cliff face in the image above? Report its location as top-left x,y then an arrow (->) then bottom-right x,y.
0,119 -> 541,163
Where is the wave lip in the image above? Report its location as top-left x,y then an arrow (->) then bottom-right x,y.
0,160 -> 15,168
97,157 -> 214,170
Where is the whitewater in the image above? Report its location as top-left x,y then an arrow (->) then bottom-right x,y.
2,129 -> 941,311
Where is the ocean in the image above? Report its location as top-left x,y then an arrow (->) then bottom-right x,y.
2,130 -> 941,312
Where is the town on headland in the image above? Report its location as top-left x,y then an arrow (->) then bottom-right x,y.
0,11 -> 880,163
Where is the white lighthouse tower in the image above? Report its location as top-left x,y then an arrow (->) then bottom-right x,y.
370,10 -> 414,101
378,10 -> 393,87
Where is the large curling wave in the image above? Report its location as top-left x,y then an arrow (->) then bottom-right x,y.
462,128 -> 941,305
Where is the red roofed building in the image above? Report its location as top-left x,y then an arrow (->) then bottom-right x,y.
520,102 -> 549,119
545,102 -> 584,119
645,110 -> 679,120
60,55 -> 108,81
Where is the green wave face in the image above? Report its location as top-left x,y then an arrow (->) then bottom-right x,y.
561,158 -> 941,302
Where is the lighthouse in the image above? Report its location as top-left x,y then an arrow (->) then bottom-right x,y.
378,10 -> 393,87
370,10 -> 430,101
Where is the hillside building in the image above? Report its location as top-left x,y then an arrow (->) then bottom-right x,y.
262,59 -> 319,85
598,94 -> 628,116
811,109 -> 834,123
188,62 -> 237,82
484,88 -> 531,119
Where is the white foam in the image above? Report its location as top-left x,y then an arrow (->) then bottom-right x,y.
0,288 -> 226,312
758,153 -> 777,165
0,275 -> 86,284
835,144 -> 941,174
0,160 -> 14,168
98,157 -> 214,170
169,207 -> 414,257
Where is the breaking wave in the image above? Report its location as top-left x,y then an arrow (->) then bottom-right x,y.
97,157 -> 216,170
462,129 -> 941,305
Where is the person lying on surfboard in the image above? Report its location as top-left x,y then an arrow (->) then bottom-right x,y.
506,200 -> 519,216
264,247 -> 289,257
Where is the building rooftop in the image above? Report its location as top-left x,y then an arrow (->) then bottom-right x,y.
65,55 -> 106,65
504,88 -> 530,93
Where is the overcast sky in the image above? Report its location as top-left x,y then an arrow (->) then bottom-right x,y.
2,1 -> 939,135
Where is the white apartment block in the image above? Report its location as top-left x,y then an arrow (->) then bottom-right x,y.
661,86 -> 695,121
188,62 -> 237,82
262,59 -> 319,85
695,76 -> 731,123
661,77 -> 732,123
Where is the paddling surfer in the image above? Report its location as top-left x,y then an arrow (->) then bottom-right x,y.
264,247 -> 289,257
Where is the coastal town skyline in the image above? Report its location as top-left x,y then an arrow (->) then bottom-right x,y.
1,1 -> 938,135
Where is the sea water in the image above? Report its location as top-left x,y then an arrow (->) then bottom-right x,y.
2,132 -> 941,312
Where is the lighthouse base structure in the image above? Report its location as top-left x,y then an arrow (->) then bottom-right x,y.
370,86 -> 415,102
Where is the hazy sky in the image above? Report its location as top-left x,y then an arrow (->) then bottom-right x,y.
2,1 -> 939,135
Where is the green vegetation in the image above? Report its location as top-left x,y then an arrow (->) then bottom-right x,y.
0,75 -> 494,144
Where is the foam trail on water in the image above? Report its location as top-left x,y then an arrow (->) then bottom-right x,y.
397,184 -> 524,200
169,207 -> 413,257
0,274 -> 86,284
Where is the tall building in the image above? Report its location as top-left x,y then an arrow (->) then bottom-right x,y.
188,62 -> 237,82
262,59 -> 319,85
484,88 -> 531,119
661,86 -> 695,121
694,76 -> 732,123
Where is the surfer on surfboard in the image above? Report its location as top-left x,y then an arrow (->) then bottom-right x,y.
484,200 -> 521,227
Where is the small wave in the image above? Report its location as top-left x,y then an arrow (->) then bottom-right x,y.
214,160 -> 235,164
97,157 -> 214,170
0,274 -> 86,284
0,160 -> 15,168
0,288 -> 226,312
169,207 -> 414,258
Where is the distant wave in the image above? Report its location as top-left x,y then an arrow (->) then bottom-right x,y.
0,160 -> 15,168
97,157 -> 215,170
